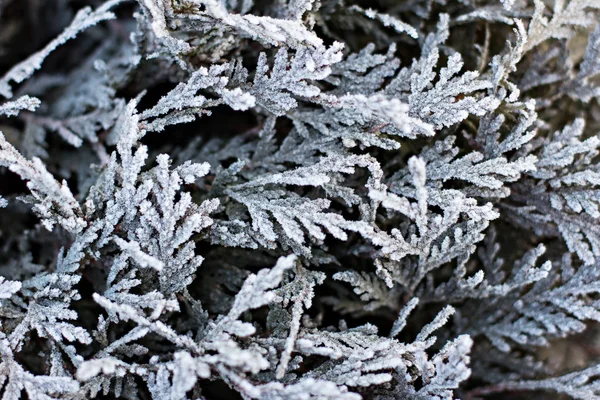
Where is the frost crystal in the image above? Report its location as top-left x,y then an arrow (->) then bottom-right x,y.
1,1 -> 600,399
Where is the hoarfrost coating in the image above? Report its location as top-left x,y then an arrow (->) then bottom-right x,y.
0,0 -> 600,399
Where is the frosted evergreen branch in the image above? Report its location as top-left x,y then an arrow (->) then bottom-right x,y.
0,0 -> 126,98
191,0 -> 327,50
0,95 -> 41,117
1,1 -> 600,398
0,133 -> 85,233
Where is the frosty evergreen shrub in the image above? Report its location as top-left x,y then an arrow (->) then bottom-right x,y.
1,0 -> 600,399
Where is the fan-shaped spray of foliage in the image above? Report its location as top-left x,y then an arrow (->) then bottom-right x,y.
1,0 -> 600,399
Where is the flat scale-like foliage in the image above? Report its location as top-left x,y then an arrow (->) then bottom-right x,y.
1,0 -> 600,399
